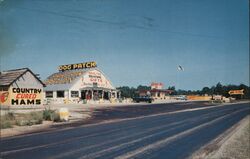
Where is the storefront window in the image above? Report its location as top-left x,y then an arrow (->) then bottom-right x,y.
71,91 -> 79,98
45,91 -> 53,98
57,91 -> 64,98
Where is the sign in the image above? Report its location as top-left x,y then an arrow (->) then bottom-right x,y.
151,82 -> 164,90
58,61 -> 97,71
228,89 -> 244,95
80,70 -> 112,89
11,88 -> 42,105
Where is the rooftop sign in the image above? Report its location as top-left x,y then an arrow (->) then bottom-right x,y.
58,61 -> 97,71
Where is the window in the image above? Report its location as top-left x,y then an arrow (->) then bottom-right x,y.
57,91 -> 65,98
45,91 -> 53,98
71,91 -> 79,98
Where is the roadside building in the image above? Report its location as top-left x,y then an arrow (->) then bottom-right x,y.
0,68 -> 45,107
138,82 -> 173,100
44,61 -> 120,104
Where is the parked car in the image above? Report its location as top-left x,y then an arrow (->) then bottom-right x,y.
132,96 -> 154,103
175,95 -> 187,100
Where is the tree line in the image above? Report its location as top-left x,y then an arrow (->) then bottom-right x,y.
117,83 -> 250,99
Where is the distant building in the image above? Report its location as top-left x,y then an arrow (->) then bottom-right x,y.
0,68 -> 45,106
44,61 -> 120,104
151,82 -> 164,90
139,82 -> 173,100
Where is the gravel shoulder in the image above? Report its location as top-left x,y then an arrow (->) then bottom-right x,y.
191,115 -> 250,159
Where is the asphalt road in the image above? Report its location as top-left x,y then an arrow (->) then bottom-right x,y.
1,102 -> 249,159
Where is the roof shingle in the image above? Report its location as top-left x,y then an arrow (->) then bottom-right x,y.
0,68 -> 45,87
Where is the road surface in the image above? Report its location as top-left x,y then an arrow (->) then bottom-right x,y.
1,102 -> 249,159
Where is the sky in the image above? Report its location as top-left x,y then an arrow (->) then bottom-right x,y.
0,0 -> 249,90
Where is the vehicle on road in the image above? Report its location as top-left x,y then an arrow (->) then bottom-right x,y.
132,96 -> 154,103
175,95 -> 187,100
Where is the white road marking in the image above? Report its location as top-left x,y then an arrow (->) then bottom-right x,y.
1,102 -> 230,140
76,108 -> 249,159
1,103 -> 248,158
115,108 -> 249,159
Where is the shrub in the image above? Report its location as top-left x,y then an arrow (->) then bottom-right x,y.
43,109 -> 60,122
52,112 -> 60,122
0,112 -> 16,129
29,112 -> 43,124
15,112 -> 43,126
1,120 -> 13,129
43,109 -> 54,121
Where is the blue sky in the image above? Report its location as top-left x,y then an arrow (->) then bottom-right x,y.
0,0 -> 249,90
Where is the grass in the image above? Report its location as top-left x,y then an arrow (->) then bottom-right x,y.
1,109 -> 61,129
15,111 -> 43,126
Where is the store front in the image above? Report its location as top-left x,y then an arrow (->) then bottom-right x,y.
44,61 -> 120,104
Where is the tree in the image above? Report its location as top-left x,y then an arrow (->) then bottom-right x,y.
168,86 -> 176,91
214,82 -> 223,95
137,85 -> 150,91
201,87 -> 211,95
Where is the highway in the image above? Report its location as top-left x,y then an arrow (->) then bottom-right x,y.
1,102 -> 249,159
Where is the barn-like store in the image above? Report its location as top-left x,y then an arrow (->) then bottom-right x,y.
44,61 -> 120,104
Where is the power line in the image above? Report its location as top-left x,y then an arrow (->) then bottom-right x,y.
15,6 -> 248,41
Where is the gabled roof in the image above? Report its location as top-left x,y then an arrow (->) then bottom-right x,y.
44,70 -> 85,85
44,68 -> 116,90
0,68 -> 45,87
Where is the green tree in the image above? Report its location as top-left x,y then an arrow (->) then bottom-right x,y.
137,85 -> 150,91
201,87 -> 211,95
214,82 -> 223,95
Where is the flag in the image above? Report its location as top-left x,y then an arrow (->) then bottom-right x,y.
178,65 -> 184,71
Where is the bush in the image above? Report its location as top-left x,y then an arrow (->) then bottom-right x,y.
5,112 -> 15,120
43,109 -> 60,122
43,109 -> 54,121
52,112 -> 60,122
15,112 -> 43,126
1,120 -> 13,129
30,112 -> 43,124
0,112 -> 16,129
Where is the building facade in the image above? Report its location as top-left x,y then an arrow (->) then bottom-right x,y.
44,62 -> 120,104
139,82 -> 173,100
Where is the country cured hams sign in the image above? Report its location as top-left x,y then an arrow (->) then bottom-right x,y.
0,87 -> 43,106
11,88 -> 42,105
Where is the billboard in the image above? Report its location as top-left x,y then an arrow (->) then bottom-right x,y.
228,89 -> 244,95
0,87 -> 43,106
151,82 -> 164,90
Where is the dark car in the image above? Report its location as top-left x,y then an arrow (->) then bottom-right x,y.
132,96 -> 154,103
